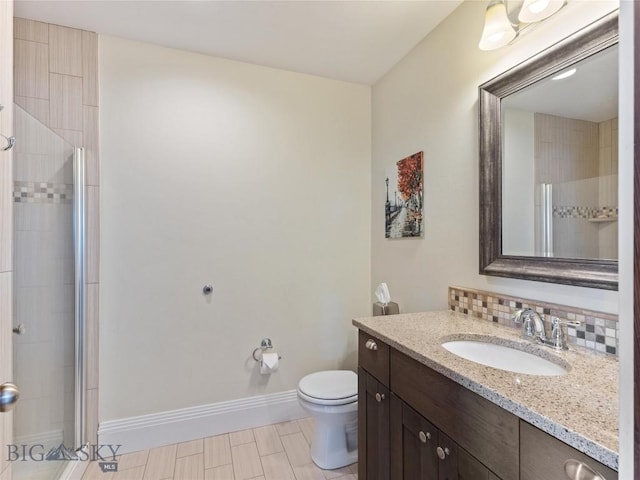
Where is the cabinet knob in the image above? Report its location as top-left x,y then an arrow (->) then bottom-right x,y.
365,339 -> 378,351
418,431 -> 431,443
375,392 -> 385,403
564,459 -> 608,480
436,447 -> 450,460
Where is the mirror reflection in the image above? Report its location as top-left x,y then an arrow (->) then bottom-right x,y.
502,45 -> 618,260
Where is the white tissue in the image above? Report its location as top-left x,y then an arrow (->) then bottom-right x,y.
260,352 -> 279,374
375,283 -> 391,305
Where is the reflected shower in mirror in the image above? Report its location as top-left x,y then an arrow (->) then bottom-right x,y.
501,45 -> 618,260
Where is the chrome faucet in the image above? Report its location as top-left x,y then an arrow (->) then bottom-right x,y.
512,308 -> 580,350
513,308 -> 547,341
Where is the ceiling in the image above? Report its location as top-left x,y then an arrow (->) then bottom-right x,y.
503,44 -> 618,123
14,0 -> 463,85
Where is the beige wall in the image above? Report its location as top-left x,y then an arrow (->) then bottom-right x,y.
371,0 -> 620,314
99,36 -> 371,420
502,108 -> 535,256
0,3 -> 13,479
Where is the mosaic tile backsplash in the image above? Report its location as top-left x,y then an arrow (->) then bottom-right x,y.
448,286 -> 618,356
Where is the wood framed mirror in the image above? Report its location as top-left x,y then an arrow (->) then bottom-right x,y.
479,11 -> 619,290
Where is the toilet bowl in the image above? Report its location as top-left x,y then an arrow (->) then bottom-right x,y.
297,370 -> 358,470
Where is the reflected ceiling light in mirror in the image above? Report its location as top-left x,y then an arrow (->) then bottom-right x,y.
479,0 -> 566,51
551,67 -> 577,80
519,0 -> 564,23
479,0 -> 517,51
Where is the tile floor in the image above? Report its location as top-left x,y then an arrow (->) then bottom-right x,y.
81,417 -> 358,480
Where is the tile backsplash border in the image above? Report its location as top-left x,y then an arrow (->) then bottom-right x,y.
448,286 -> 618,357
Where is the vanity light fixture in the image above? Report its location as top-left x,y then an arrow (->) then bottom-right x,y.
479,0 -> 566,51
551,67 -> 577,80
478,0 -> 517,51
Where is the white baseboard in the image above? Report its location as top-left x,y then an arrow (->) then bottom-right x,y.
98,390 -> 306,454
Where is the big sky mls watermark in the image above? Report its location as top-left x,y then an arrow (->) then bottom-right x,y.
7,443 -> 121,472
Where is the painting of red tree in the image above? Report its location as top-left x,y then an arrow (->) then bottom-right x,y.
385,151 -> 423,238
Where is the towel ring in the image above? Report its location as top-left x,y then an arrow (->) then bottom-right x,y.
0,134 -> 15,152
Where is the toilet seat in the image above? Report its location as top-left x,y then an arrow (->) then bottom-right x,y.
297,370 -> 358,406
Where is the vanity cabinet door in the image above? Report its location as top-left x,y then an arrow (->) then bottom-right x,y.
390,348 -> 519,479
437,432 -> 458,480
359,367 -> 390,480
458,448 -> 494,480
390,394 -> 438,480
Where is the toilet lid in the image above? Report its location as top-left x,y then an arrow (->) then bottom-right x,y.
298,370 -> 357,402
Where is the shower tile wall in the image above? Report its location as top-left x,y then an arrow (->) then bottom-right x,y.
534,113 -> 618,259
13,17 -> 100,445
13,107 -> 75,448
598,118 -> 618,260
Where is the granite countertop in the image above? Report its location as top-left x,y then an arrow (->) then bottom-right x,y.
353,310 -> 619,470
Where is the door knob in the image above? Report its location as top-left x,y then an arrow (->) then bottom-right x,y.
375,392 -> 385,402
0,383 -> 19,412
365,339 -> 378,351
419,431 -> 431,443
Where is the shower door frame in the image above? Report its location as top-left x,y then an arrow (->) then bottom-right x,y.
73,147 -> 87,451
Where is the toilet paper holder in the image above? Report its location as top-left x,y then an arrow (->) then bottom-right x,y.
252,338 -> 282,362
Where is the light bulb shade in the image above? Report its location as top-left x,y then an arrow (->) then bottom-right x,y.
518,0 -> 564,23
478,1 -> 517,51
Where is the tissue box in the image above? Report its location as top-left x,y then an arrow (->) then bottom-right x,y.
373,302 -> 399,316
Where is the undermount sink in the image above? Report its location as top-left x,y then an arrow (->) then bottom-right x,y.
441,339 -> 569,376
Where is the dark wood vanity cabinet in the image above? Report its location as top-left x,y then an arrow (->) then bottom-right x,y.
358,330 -> 392,480
389,349 -> 517,479
358,330 -> 502,480
390,393 -> 502,480
390,394 -> 438,479
358,330 -> 506,480
359,367 -> 390,480
357,330 -> 616,480
458,449 -> 500,480
520,421 -> 617,480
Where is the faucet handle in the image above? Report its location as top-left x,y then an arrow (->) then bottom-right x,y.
548,316 -> 580,350
512,309 -> 523,323
551,317 -> 581,327
512,308 -> 530,323
513,308 -> 538,338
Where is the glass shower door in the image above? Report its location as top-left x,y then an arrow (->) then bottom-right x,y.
12,105 -> 85,480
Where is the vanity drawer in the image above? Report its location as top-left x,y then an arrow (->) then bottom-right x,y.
520,420 -> 617,480
358,330 -> 390,386
390,348 -> 519,480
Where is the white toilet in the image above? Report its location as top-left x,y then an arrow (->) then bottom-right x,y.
297,370 -> 358,470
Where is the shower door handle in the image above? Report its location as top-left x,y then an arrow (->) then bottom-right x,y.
0,382 -> 19,412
